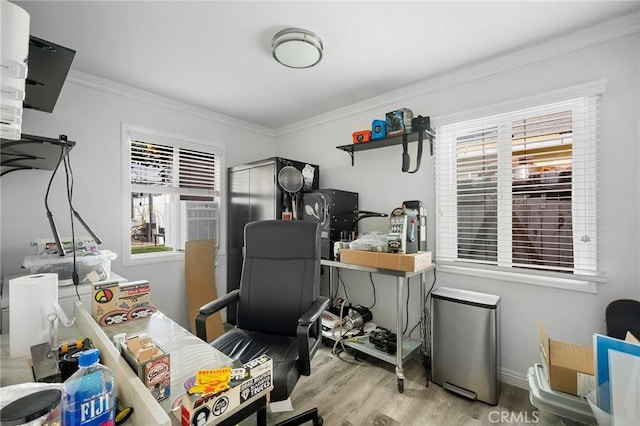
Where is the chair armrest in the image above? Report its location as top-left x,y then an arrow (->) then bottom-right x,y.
296,296 -> 330,375
298,297 -> 330,326
195,289 -> 240,342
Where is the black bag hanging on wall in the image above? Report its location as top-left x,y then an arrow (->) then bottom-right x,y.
402,115 -> 432,173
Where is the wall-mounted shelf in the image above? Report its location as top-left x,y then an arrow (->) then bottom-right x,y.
336,129 -> 435,166
1,134 -> 75,176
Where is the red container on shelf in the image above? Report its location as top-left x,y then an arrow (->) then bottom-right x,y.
352,130 -> 372,144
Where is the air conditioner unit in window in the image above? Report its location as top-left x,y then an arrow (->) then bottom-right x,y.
176,201 -> 219,250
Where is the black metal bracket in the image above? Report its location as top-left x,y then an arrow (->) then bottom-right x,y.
1,134 -> 75,176
336,129 -> 434,167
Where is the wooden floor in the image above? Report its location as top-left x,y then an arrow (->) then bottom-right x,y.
241,343 -> 588,426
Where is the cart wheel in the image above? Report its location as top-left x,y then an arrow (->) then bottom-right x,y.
397,378 -> 404,393
313,415 -> 324,425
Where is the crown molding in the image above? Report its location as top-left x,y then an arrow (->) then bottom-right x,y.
66,70 -> 276,137
64,11 -> 638,139
275,11 -> 640,137
432,79 -> 608,127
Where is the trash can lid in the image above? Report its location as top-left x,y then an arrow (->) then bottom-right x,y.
431,286 -> 501,308
0,389 -> 61,426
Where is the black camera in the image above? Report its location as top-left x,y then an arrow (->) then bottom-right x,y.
412,115 -> 431,132
369,327 -> 397,354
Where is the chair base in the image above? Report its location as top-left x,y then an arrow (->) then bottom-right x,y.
273,407 -> 323,426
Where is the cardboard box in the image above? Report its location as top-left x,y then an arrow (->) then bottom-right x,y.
92,280 -> 157,326
122,335 -> 171,402
539,322 -> 595,397
185,240 -> 224,342
180,355 -> 273,426
339,249 -> 432,272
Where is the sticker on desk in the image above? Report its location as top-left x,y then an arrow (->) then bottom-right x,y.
184,376 -> 197,391
239,371 -> 272,403
188,367 -> 231,397
172,395 -> 183,412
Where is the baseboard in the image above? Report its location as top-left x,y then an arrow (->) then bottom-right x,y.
501,367 -> 529,390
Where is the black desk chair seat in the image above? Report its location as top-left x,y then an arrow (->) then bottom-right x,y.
196,220 -> 328,426
213,326 -> 321,402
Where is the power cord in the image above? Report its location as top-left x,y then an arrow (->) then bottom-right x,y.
334,271 -> 377,312
403,277 -> 410,334
408,268 -> 438,339
44,142 -> 67,257
44,135 -> 102,301
330,269 -> 340,305
367,273 -> 377,309
62,144 -> 80,300
331,299 -> 351,356
337,269 -> 349,301
422,268 -> 437,387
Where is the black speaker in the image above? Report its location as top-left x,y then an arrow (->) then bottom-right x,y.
302,189 -> 358,259
372,119 -> 386,140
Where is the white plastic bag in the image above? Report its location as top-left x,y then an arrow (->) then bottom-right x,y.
349,232 -> 388,252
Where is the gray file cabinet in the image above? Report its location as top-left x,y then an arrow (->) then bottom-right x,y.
431,286 -> 501,405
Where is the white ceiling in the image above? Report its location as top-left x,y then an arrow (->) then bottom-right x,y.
14,1 -> 640,130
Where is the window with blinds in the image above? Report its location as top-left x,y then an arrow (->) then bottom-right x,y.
125,131 -> 221,258
435,96 -> 599,279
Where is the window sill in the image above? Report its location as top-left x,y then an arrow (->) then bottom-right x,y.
122,251 -> 185,267
121,249 -> 226,267
436,263 -> 604,293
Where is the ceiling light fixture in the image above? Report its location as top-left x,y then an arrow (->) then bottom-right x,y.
272,28 -> 323,69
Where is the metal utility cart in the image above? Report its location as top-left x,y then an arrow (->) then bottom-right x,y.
321,259 -> 435,393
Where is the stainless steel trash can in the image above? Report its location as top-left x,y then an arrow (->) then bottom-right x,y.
431,286 -> 501,405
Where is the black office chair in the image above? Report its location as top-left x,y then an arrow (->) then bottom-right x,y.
196,220 -> 328,426
605,299 -> 640,340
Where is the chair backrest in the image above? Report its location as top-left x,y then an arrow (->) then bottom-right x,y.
236,220 -> 321,336
605,299 -> 640,340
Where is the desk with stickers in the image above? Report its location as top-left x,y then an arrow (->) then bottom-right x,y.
73,300 -> 273,426
0,300 -> 273,426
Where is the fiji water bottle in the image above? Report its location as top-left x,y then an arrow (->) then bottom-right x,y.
63,348 -> 115,426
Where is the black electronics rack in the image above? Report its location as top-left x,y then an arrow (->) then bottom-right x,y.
301,189 -> 358,260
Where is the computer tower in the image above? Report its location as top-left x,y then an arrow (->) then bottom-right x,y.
302,189 -> 358,259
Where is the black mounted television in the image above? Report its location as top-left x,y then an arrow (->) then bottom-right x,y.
24,36 -> 76,113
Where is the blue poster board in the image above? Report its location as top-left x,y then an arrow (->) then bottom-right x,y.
593,334 -> 640,414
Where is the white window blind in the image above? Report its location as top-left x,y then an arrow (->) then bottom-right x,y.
123,128 -> 222,261
130,138 -> 218,198
435,96 -> 600,278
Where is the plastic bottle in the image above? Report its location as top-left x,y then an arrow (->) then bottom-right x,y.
62,348 -> 115,426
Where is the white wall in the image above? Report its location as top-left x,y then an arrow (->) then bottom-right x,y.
276,33 -> 640,385
0,75 -> 276,327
